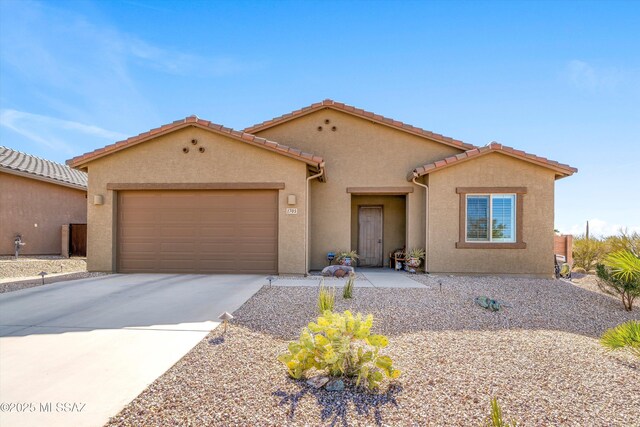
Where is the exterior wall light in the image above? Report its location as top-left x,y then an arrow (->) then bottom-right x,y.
287,194 -> 296,205
93,195 -> 104,205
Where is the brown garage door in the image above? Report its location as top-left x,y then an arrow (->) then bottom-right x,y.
117,190 -> 278,274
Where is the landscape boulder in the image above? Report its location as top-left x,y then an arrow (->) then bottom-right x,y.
321,265 -> 355,277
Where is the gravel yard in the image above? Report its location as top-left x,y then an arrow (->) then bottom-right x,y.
0,255 -> 87,279
0,256 -> 102,293
107,275 -> 640,426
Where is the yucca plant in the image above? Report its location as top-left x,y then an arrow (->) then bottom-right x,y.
318,280 -> 335,313
343,272 -> 355,299
596,250 -> 640,311
277,310 -> 400,390
600,320 -> 640,358
487,398 -> 517,427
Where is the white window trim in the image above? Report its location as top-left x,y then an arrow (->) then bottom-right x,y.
465,193 -> 517,243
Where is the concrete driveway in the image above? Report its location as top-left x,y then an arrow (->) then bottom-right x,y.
0,274 -> 265,427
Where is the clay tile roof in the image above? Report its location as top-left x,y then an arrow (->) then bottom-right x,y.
66,117 -> 325,170
408,142 -> 577,180
244,99 -> 476,151
1,145 -> 87,190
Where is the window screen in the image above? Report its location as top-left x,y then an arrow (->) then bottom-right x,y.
491,195 -> 515,242
466,195 -> 489,241
466,194 -> 516,243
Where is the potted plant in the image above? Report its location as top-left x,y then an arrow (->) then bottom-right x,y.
406,248 -> 425,268
337,250 -> 359,266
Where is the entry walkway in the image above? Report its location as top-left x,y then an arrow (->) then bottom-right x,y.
274,268 -> 425,288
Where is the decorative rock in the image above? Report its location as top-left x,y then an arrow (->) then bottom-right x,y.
325,379 -> 345,392
334,269 -> 346,278
306,375 -> 329,389
320,265 -> 355,277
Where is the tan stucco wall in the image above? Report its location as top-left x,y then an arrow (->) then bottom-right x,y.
427,153 -> 556,277
255,109 -> 462,270
83,126 -> 308,274
350,195 -> 406,266
0,172 -> 87,256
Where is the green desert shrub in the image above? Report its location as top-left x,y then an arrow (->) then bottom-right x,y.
277,310 -> 401,390
600,320 -> 640,358
343,272 -> 355,299
604,229 -> 640,257
572,235 -> 606,272
596,250 -> 640,311
487,398 -> 517,426
317,280 -> 335,313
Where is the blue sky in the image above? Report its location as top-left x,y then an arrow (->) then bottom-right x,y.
1,0 -> 638,236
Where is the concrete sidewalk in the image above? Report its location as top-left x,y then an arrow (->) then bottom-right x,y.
0,274 -> 265,427
274,269 -> 425,288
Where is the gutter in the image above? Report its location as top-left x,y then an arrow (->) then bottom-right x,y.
305,164 -> 325,275
411,174 -> 429,273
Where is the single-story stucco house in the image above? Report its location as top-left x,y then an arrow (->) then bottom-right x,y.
67,100 -> 576,277
1,146 -> 88,256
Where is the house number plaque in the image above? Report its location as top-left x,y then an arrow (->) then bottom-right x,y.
286,208 -> 298,215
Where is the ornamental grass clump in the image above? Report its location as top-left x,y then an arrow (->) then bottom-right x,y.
277,310 -> 401,390
317,280 -> 335,313
600,320 -> 640,359
343,272 -> 355,299
486,398 -> 517,427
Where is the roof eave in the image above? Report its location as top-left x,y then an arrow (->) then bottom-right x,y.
408,148 -> 577,181
0,167 -> 87,191
244,100 -> 476,152
67,121 -> 324,170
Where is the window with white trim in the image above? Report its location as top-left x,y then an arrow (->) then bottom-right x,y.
466,194 -> 516,243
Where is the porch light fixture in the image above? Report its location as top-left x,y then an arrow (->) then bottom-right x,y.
93,195 -> 104,205
287,195 -> 296,205
218,311 -> 234,333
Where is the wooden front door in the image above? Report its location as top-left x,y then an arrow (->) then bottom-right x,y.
358,206 -> 383,267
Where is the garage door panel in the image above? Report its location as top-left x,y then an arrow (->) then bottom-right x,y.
118,259 -> 158,270
118,190 -> 278,274
120,242 -> 157,253
119,226 -> 156,238
237,226 -> 277,238
199,227 -> 237,238
159,226 -> 200,238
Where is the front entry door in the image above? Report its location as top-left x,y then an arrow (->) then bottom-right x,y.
358,206 -> 383,267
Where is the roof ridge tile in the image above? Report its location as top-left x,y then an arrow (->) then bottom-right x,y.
0,145 -> 87,188
66,118 -> 324,169
410,141 -> 577,180
243,99 -> 476,151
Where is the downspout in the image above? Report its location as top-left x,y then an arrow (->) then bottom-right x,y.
305,164 -> 325,275
411,174 -> 429,273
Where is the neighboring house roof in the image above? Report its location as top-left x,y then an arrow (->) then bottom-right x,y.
408,142 -> 578,180
0,145 -> 87,190
244,99 -> 477,151
67,115 -> 325,171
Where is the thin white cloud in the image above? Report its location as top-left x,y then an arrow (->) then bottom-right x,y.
565,218 -> 640,238
0,109 -> 127,154
0,0 -> 262,138
566,60 -> 633,92
127,38 -> 256,77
